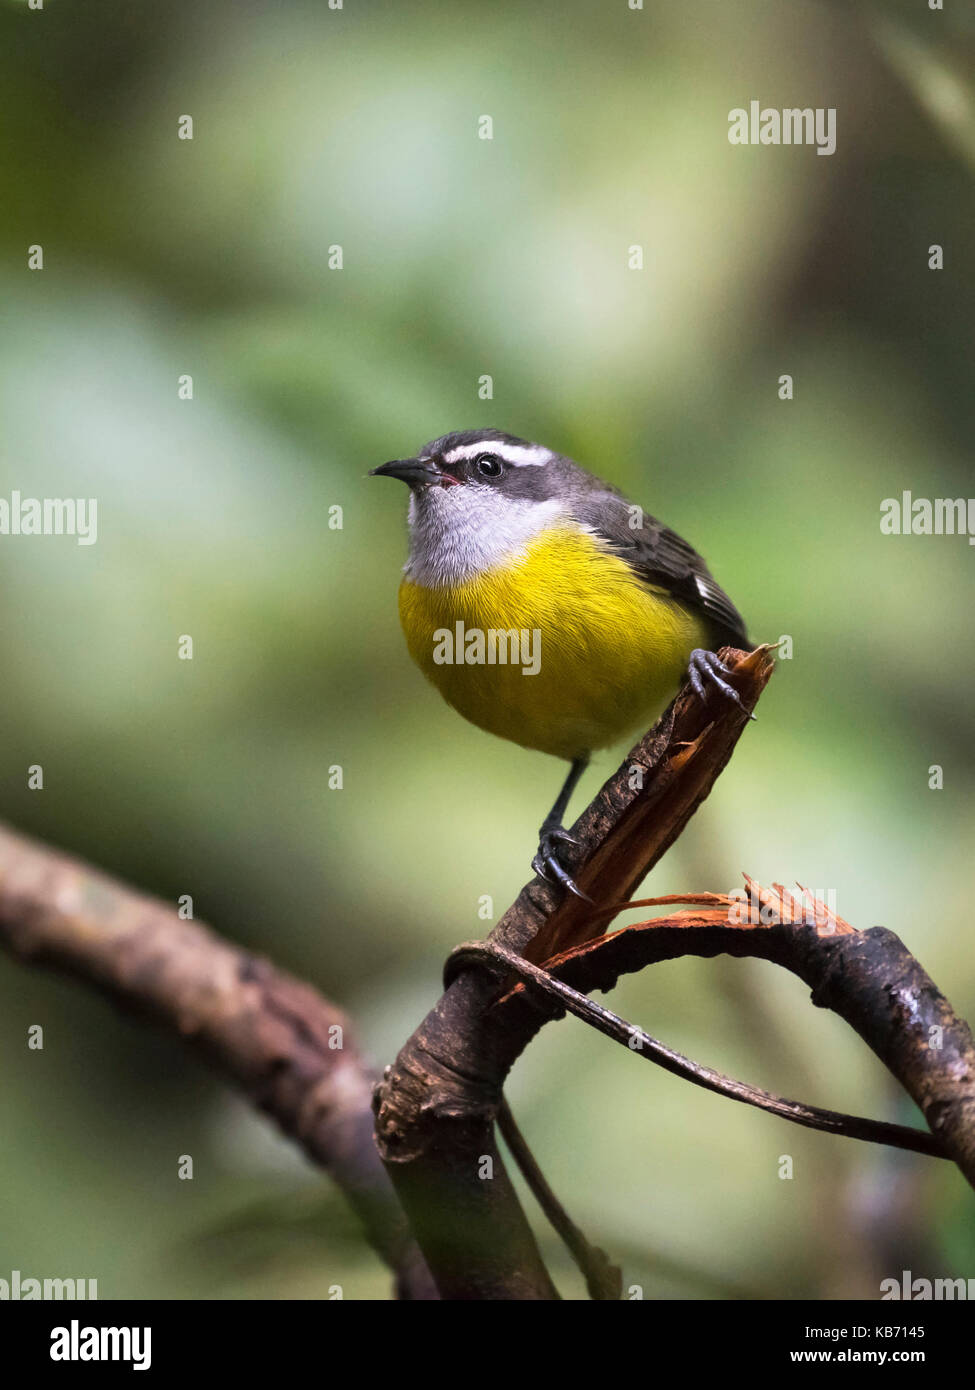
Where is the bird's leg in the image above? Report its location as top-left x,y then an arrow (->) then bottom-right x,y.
687,648 -> 756,720
532,754 -> 592,901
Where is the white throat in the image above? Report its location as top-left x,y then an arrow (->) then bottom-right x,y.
404,486 -> 567,586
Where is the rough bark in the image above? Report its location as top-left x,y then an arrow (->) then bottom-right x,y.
0,823 -> 437,1300
374,646 -> 774,1298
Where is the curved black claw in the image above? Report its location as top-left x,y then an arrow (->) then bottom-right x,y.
688,648 -> 756,721
532,825 -> 592,902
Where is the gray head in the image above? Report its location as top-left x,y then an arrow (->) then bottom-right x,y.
371,430 -> 605,585
371,429 -> 597,500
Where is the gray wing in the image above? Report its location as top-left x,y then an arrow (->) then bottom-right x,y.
574,489 -> 750,648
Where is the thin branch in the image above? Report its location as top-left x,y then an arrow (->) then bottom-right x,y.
488,884 -> 975,1189
447,939 -> 946,1160
495,1099 -> 621,1301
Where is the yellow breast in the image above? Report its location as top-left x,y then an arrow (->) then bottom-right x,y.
398,525 -> 708,760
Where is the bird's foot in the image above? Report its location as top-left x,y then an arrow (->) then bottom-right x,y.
688,648 -> 756,720
531,822 -> 592,902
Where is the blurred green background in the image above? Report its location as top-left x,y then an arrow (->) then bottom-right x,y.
1,0 -> 974,1299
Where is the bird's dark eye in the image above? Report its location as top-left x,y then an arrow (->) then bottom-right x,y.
474,453 -> 503,478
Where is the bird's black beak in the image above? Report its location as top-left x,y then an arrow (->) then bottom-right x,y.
370,457 -> 442,489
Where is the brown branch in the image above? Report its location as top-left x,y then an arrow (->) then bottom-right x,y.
495,1098 -> 622,1300
374,646 -> 773,1299
521,645 -> 777,964
376,643 -> 975,1295
1,633 -> 966,1302
487,883 -> 975,1189
0,823 -> 438,1300
448,937 -> 948,1160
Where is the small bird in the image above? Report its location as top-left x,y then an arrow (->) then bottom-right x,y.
372,430 -> 750,897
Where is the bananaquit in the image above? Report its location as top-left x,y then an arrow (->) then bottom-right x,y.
372,430 -> 750,898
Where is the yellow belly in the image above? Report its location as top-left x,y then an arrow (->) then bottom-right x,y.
398,526 -> 709,760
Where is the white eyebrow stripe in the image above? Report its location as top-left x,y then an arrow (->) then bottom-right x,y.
441,441 -> 550,467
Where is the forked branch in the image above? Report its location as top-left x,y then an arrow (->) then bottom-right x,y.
1,643 -> 971,1304
374,647 -> 776,1297
375,646 -> 975,1297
